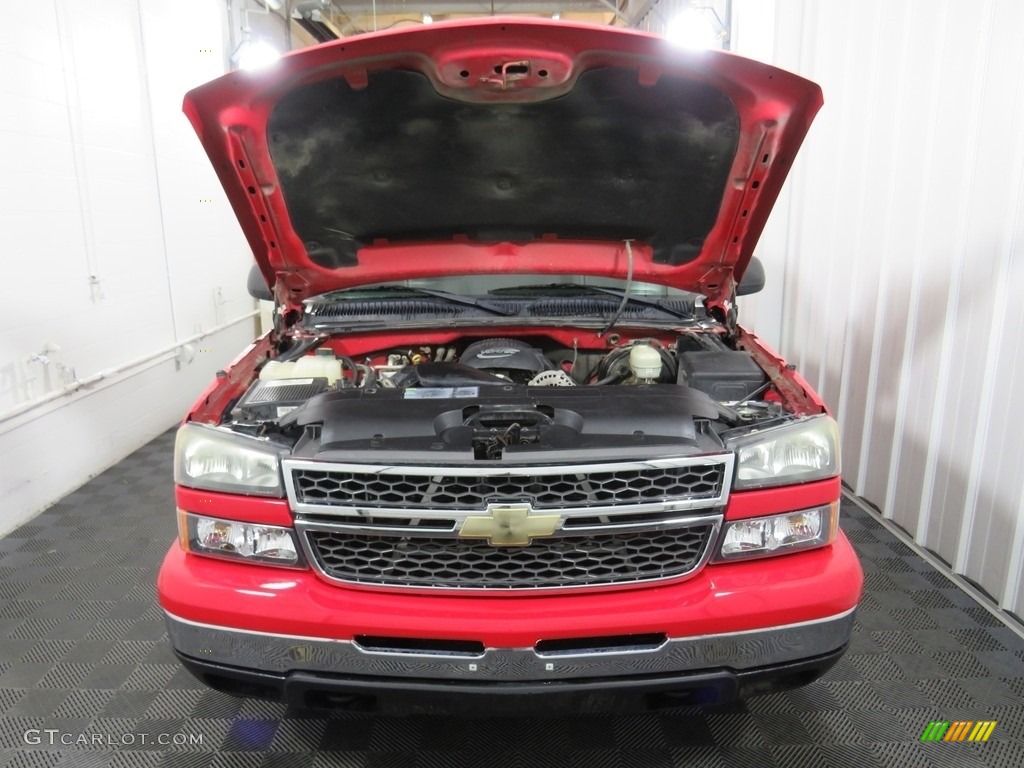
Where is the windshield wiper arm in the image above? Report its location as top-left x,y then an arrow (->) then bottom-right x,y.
405,287 -> 516,316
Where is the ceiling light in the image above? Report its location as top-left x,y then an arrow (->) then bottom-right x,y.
233,39 -> 281,70
666,8 -> 723,49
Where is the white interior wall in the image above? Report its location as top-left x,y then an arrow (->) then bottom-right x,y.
0,0 -> 256,534
743,0 -> 1024,617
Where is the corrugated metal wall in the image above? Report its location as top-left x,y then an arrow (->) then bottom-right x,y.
745,0 -> 1024,617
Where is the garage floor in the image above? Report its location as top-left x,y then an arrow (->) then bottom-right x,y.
1,431 -> 1022,767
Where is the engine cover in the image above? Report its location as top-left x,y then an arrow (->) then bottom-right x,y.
460,338 -> 553,374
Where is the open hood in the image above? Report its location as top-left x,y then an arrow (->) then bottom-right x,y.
184,18 -> 821,313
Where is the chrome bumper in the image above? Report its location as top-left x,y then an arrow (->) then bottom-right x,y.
164,608 -> 856,683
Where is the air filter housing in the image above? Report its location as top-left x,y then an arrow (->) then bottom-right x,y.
233,377 -> 328,421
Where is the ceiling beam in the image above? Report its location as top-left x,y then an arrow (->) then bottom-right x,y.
624,0 -> 658,27
594,0 -> 629,23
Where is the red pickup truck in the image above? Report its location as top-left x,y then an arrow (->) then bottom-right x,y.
157,18 -> 862,713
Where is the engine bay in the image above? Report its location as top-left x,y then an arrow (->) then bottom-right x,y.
220,327 -> 809,463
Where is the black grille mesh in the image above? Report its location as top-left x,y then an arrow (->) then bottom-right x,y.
306,525 -> 715,589
291,465 -> 724,510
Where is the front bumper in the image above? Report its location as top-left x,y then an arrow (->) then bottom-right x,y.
158,532 -> 861,644
158,531 -> 861,709
165,607 -> 855,682
166,608 -> 853,712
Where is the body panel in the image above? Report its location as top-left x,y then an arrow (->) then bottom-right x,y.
158,533 -> 861,645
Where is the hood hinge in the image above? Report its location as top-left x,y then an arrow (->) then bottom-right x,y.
272,270 -> 309,327
706,290 -> 738,338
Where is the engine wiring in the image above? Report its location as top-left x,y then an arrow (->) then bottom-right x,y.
598,239 -> 634,337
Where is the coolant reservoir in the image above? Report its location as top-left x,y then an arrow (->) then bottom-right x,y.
291,349 -> 343,386
629,344 -> 662,382
259,360 -> 298,381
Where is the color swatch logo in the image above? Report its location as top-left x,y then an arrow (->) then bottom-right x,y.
920,721 -> 996,742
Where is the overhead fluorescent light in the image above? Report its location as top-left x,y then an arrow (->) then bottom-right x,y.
233,39 -> 282,70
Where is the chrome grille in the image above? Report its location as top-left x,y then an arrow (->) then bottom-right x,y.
289,464 -> 724,510
303,523 -> 716,590
285,456 -> 732,591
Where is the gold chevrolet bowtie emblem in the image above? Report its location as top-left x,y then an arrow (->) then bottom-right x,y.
458,505 -> 561,546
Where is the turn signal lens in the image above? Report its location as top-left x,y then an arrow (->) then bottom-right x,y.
716,501 -> 839,560
178,510 -> 304,568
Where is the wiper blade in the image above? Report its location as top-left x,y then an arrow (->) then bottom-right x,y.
488,283 -> 604,297
497,282 -> 692,321
493,283 -> 693,322
584,286 -> 693,322
326,286 -> 516,316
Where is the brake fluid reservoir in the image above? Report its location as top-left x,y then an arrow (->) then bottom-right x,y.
629,344 -> 662,382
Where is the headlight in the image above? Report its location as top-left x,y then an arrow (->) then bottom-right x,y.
174,422 -> 283,497
178,510 -> 304,567
716,501 -> 839,561
727,415 -> 840,490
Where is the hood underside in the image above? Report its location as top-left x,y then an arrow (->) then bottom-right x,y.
184,18 -> 822,310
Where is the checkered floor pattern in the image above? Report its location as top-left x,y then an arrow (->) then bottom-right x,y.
1,429 -> 1022,767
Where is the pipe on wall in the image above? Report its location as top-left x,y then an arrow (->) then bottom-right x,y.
0,311 -> 259,435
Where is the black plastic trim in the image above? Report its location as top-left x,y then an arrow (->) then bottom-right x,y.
174,644 -> 847,714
